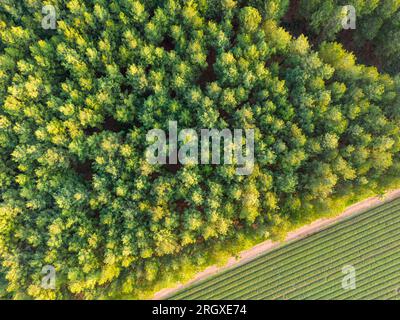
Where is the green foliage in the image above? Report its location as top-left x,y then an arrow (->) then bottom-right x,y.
0,0 -> 399,299
296,0 -> 400,74
170,198 -> 400,300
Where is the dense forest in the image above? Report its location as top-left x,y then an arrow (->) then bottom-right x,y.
284,0 -> 400,74
0,0 -> 399,299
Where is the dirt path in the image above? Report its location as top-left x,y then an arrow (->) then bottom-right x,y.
152,189 -> 400,300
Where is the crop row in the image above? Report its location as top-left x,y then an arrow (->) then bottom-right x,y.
288,246 -> 400,300
173,202 -> 400,299
172,199 -> 400,299
171,198 -> 400,300
239,228 -> 400,300
215,224 -> 400,300
171,199 -> 400,299
291,246 -> 400,299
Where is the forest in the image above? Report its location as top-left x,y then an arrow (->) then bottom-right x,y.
0,0 -> 399,299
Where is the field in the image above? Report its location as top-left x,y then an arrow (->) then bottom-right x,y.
170,198 -> 400,300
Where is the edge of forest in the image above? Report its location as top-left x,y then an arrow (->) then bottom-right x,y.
153,188 -> 400,300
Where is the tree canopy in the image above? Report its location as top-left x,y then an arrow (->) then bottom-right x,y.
291,0 -> 400,74
0,0 -> 399,299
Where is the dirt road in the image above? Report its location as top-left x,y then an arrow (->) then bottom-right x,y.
152,189 -> 400,300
